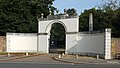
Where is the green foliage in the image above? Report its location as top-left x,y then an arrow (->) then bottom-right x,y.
66,8 -> 77,16
50,23 -> 65,41
79,0 -> 120,37
0,0 -> 55,35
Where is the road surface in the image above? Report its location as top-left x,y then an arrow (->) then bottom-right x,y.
0,62 -> 120,68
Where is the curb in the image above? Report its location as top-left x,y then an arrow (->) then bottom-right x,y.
54,57 -> 96,64
0,54 -> 43,61
54,56 -> 120,64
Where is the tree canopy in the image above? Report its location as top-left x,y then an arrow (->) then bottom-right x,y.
0,0 -> 55,35
66,8 -> 77,16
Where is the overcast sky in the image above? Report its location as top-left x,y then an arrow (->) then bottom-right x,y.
53,0 -> 103,15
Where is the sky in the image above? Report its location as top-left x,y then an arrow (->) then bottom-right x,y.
53,0 -> 103,15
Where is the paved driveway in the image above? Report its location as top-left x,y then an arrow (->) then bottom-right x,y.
8,54 -> 60,63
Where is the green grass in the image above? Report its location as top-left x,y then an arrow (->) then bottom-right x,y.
0,52 -> 8,55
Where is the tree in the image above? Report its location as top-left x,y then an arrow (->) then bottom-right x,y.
99,0 -> 120,37
79,0 -> 120,37
66,8 -> 77,16
99,0 -> 120,11
0,0 -> 55,35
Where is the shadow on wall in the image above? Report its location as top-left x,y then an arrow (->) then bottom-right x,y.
67,33 -> 105,57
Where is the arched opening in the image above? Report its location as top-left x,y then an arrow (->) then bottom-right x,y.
49,23 -> 66,53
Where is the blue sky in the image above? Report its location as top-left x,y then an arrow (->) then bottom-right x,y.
53,0 -> 103,15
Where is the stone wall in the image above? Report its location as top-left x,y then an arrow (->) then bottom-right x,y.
0,36 -> 6,52
6,33 -> 37,52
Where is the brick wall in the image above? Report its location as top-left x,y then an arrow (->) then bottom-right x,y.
0,36 -> 6,52
112,38 -> 120,58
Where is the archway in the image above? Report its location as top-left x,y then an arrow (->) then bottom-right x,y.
38,18 -> 79,54
49,23 -> 66,53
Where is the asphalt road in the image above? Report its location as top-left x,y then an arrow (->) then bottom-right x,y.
0,62 -> 120,68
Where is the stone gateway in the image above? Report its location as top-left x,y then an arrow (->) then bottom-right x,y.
6,12 -> 112,59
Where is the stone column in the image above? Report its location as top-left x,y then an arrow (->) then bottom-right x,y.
38,33 -> 49,53
105,28 -> 111,59
89,13 -> 93,32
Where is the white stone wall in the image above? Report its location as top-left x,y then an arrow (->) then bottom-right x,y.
66,29 -> 112,59
78,33 -> 104,54
66,33 -> 105,55
7,33 -> 37,52
66,33 -> 78,53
